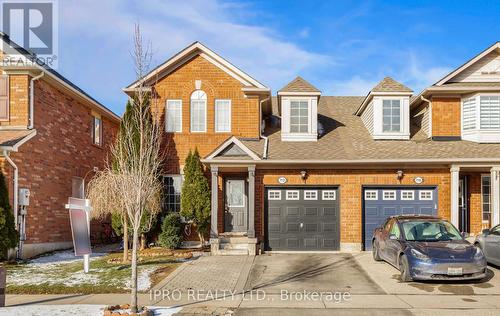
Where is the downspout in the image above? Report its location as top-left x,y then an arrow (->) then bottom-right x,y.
259,96 -> 271,159
421,95 -> 432,138
29,72 -> 44,129
3,150 -> 18,227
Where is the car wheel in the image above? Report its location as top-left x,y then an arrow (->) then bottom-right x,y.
372,241 -> 382,261
399,254 -> 413,282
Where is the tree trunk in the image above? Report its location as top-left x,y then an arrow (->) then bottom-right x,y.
140,233 -> 146,250
123,216 -> 129,262
130,227 -> 139,313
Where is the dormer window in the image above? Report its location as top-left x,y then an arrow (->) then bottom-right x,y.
462,93 -> 500,142
290,100 -> 309,133
382,99 -> 401,133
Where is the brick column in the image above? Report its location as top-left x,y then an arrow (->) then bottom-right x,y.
210,165 -> 218,238
491,166 -> 500,227
450,165 -> 460,228
248,165 -> 255,238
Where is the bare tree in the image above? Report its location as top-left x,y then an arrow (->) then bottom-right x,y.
87,24 -> 163,313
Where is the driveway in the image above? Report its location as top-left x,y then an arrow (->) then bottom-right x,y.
244,253 -> 384,294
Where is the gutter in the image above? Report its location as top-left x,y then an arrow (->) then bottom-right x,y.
3,150 -> 18,227
29,72 -> 44,129
259,96 -> 271,159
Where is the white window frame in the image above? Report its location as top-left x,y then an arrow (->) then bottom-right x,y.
268,190 -> 281,200
286,190 -> 300,200
481,174 -> 491,224
461,93 -> 500,143
92,115 -> 102,146
382,99 -> 402,133
364,190 -> 378,200
166,99 -> 182,132
322,190 -> 336,200
401,190 -> 414,200
289,99 -> 310,134
304,190 -> 318,200
419,190 -> 433,201
190,90 -> 207,132
383,190 -> 396,200
215,99 -> 231,132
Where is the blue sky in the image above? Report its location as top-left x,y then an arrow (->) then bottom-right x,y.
54,0 -> 500,115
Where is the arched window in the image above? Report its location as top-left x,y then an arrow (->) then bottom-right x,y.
190,90 -> 207,132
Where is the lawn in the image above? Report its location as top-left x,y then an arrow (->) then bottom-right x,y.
5,248 -> 189,294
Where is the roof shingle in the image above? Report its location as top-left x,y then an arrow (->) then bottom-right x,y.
278,76 -> 320,93
372,77 -> 413,93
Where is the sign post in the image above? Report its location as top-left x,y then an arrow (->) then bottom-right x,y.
65,197 -> 92,273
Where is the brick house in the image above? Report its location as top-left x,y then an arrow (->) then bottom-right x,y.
125,41 -> 500,255
0,34 -> 120,258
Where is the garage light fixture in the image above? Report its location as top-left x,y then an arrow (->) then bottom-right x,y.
396,170 -> 404,181
300,170 -> 308,181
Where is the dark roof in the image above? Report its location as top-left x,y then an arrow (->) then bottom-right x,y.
372,77 -> 413,93
278,76 -> 320,93
0,33 -> 119,120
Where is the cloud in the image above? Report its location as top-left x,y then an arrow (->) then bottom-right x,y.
329,76 -> 377,96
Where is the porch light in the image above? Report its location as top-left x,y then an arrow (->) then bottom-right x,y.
300,170 -> 308,180
396,170 -> 404,181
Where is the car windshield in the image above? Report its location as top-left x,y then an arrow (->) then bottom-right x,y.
401,220 -> 462,242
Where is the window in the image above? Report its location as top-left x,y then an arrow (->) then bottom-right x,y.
383,190 -> 396,200
286,190 -> 300,200
268,190 -> 281,200
322,190 -> 336,200
290,100 -> 309,133
419,190 -> 433,200
162,175 -> 183,212
462,97 -> 476,130
227,180 -> 245,207
491,225 -> 500,236
382,99 -> 401,132
166,100 -> 182,132
71,177 -> 84,199
215,99 -> 231,132
304,190 -> 317,200
389,222 -> 401,238
92,116 -> 102,146
480,96 -> 500,129
0,75 -> 9,121
190,90 -> 207,132
401,190 -> 414,200
482,175 -> 491,223
365,190 -> 378,200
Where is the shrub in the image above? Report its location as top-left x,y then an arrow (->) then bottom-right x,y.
158,213 -> 182,249
0,172 -> 18,259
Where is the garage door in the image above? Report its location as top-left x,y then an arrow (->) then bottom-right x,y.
265,187 -> 340,251
363,187 -> 438,250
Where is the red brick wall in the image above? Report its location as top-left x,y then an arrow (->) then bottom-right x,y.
432,97 -> 461,137
1,74 -> 30,127
3,78 -> 118,245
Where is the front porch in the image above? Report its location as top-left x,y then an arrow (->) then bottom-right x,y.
209,164 -> 258,255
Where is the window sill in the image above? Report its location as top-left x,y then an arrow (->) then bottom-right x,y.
91,143 -> 103,149
462,129 -> 500,143
372,133 -> 410,140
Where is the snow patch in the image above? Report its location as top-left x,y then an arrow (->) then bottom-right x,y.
0,305 -> 183,316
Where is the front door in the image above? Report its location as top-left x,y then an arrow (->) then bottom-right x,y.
459,176 -> 470,233
225,179 -> 247,232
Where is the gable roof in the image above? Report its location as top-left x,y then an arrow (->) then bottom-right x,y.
0,129 -> 37,151
0,33 -> 120,122
125,42 -> 269,92
372,77 -> 413,93
277,76 -> 321,94
205,136 -> 261,161
435,42 -> 500,86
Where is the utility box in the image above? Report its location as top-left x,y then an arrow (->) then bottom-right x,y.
19,188 -> 30,206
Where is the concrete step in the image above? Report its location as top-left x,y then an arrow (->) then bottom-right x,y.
217,249 -> 249,256
220,242 -> 249,250
219,237 -> 250,244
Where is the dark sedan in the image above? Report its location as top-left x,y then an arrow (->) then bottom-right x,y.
372,215 -> 487,282
475,224 -> 500,266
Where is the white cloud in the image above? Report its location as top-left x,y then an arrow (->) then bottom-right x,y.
329,76 -> 377,96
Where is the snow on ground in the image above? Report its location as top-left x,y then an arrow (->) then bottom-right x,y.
0,305 -> 183,316
27,250 -> 106,267
123,265 -> 158,291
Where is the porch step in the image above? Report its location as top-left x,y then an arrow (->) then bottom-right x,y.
220,242 -> 249,250
216,249 -> 249,256
219,237 -> 251,244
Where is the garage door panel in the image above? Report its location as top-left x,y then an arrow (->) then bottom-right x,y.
266,187 -> 339,251
364,187 -> 437,250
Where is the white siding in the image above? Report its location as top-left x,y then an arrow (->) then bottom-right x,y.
451,51 -> 500,82
361,100 -> 374,134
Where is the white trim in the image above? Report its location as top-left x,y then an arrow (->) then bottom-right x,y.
202,157 -> 500,164
356,91 -> 413,116
277,91 -> 321,96
165,99 -> 183,133
401,190 -> 415,201
481,174 -> 491,224
268,190 -> 281,200
364,190 -> 378,200
322,190 -> 336,200
383,190 -> 396,200
419,190 -> 433,201
304,190 -> 318,200
205,136 -> 261,161
190,90 -> 207,133
435,42 -> 500,86
125,42 -> 268,90
286,190 -> 300,200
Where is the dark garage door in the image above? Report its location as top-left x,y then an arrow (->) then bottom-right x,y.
266,187 -> 340,251
363,187 -> 438,250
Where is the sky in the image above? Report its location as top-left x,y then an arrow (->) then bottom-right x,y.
51,0 -> 500,115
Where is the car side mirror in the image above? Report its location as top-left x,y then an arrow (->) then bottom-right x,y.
482,229 -> 490,236
389,234 -> 398,240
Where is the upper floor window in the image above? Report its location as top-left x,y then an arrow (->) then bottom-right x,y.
215,99 -> 231,132
290,100 -> 309,133
92,115 -> 102,146
480,96 -> 500,129
190,90 -> 207,132
166,99 -> 182,132
382,99 -> 401,133
461,94 -> 500,143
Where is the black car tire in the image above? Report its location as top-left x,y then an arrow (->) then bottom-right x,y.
399,254 -> 413,282
372,240 -> 382,261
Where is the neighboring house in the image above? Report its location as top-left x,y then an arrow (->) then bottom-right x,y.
0,34 -> 120,259
126,41 -> 500,255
